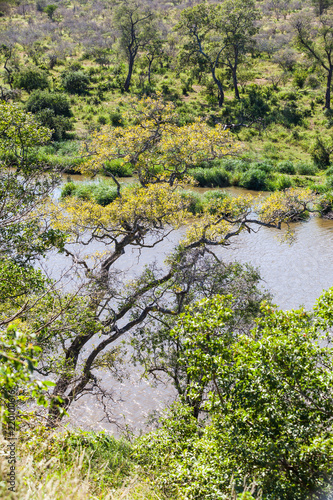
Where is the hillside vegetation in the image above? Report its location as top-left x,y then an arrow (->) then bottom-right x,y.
1,0 -> 333,193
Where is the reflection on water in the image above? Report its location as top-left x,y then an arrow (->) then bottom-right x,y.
220,215 -> 333,310
52,179 -> 333,433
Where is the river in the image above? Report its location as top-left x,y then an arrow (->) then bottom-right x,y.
51,179 -> 333,434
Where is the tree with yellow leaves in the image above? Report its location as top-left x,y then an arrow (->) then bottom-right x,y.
40,96 -> 317,426
81,94 -> 240,189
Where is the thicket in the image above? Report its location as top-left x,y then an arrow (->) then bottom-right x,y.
26,90 -> 73,140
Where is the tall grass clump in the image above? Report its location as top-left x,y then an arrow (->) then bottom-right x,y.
0,429 -> 163,500
239,167 -> 271,191
104,159 -> 133,177
189,167 -> 231,187
296,162 -> 318,176
61,180 -> 118,205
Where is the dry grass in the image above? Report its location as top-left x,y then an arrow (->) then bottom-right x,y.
0,435 -> 162,500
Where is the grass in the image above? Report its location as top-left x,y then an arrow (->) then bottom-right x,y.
61,180 -> 119,206
0,429 -> 165,500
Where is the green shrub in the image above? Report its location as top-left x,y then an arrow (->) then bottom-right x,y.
93,183 -> 118,206
104,159 -> 133,177
280,103 -> 304,127
61,181 -> 76,197
296,162 -> 318,176
293,69 -> 308,89
43,4 -> 57,20
239,168 -> 270,190
180,191 -> 204,214
220,158 -> 248,172
13,67 -> 49,93
75,185 -> 93,201
109,111 -> 124,127
203,190 -> 231,213
306,75 -> 320,89
97,115 -> 108,125
190,167 -> 230,187
26,91 -> 72,140
317,192 -> 333,216
275,174 -> 293,191
26,90 -> 71,117
311,136 -> 333,168
278,90 -> 297,101
326,176 -> 333,189
36,109 -> 73,141
62,71 -> 90,95
253,161 -> 274,173
276,160 -> 296,175
61,181 -> 119,206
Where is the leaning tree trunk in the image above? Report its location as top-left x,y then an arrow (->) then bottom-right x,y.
325,66 -> 332,110
147,59 -> 152,85
212,67 -> 224,107
124,54 -> 135,92
232,51 -> 240,99
232,67 -> 240,100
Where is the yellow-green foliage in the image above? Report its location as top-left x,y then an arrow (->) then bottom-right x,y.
80,95 -> 241,180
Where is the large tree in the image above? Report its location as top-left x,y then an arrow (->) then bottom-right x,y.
36,95 -> 317,426
0,103 -> 67,424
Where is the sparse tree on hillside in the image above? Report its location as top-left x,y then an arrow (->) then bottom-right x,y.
293,11 -> 333,109
263,0 -> 291,20
178,0 -> 259,105
219,0 -> 260,99
114,0 -> 157,92
145,36 -> 164,85
312,0 -> 333,16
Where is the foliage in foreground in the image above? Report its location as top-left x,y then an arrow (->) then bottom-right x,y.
134,290 -> 333,499
0,426 -> 261,500
0,429 -> 162,500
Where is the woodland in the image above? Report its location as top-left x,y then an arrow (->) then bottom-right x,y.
1,0 -> 333,499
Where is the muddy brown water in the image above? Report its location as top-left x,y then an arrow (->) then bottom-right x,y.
49,179 -> 333,434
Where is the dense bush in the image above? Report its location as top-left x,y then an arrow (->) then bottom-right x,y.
13,67 -> 49,93
36,109 -> 73,141
135,291 -> 333,499
221,85 -> 273,128
293,69 -> 308,89
26,90 -> 72,117
296,162 -> 318,176
274,174 -> 293,190
26,91 -> 72,140
276,160 -> 296,175
61,70 -> 90,95
189,167 -> 231,187
311,136 -> 333,168
109,111 -> 124,127
239,167 -> 270,190
104,159 -> 133,177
